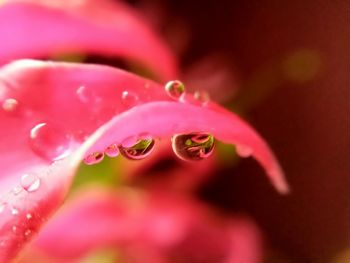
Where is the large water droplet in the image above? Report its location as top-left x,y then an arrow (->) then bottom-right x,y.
84,152 -> 104,165
21,174 -> 41,193
236,144 -> 253,158
165,80 -> 185,100
2,98 -> 18,112
172,133 -> 215,161
104,143 -> 120,157
121,91 -> 139,107
29,123 -> 72,161
119,138 -> 155,160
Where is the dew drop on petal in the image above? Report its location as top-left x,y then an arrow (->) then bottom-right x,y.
12,226 -> 18,234
76,86 -> 90,103
29,123 -> 72,162
119,138 -> 155,160
236,144 -> 253,158
0,203 -> 6,214
21,173 -> 41,193
194,90 -> 210,106
172,133 -> 215,161
84,152 -> 104,165
11,207 -> 18,215
121,91 -> 139,107
24,229 -> 32,237
165,80 -> 185,100
12,186 -> 22,195
2,98 -> 18,112
104,143 -> 120,157
26,213 -> 33,220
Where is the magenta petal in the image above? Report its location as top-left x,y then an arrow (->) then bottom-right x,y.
0,0 -> 178,80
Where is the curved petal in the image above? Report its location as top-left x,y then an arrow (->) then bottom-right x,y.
0,60 -> 286,261
86,101 -> 289,194
0,0 -> 178,80
26,189 -> 261,263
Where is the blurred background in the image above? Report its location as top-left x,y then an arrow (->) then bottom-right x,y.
125,0 -> 350,262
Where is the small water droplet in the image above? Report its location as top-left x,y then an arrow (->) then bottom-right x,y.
165,80 -> 185,100
26,213 -> 33,220
21,174 -> 41,193
121,91 -> 139,107
0,203 -> 7,213
24,229 -> 32,237
76,86 -> 90,103
83,152 -> 104,165
12,226 -> 18,233
12,186 -> 22,195
29,123 -> 72,162
104,144 -> 120,157
172,133 -> 215,161
2,98 -> 18,112
0,241 -> 5,247
194,90 -> 210,106
11,207 -> 19,215
119,138 -> 155,160
236,145 -> 253,158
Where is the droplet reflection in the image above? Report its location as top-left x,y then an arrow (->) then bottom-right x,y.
172,133 -> 215,161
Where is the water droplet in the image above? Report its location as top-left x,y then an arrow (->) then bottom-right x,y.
24,229 -> 32,237
121,91 -> 138,107
12,186 -> 22,195
26,213 -> 33,220
104,144 -> 120,157
236,145 -> 253,158
83,152 -> 104,165
0,203 -> 7,213
29,123 -> 72,162
194,90 -> 210,106
119,138 -> 155,160
11,207 -> 19,215
21,174 -> 41,193
165,80 -> 185,100
12,226 -> 18,234
2,98 -> 18,112
76,86 -> 90,103
172,133 -> 215,161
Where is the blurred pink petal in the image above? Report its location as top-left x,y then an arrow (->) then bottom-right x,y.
0,59 -> 286,261
0,0 -> 178,80
27,189 -> 262,263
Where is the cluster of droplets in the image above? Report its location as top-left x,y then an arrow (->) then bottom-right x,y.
164,80 -> 210,106
83,80 -> 217,165
83,136 -> 156,165
0,201 -> 36,241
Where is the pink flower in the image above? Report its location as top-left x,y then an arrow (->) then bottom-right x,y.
0,0 -> 289,261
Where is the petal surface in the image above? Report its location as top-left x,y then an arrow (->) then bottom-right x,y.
0,0 -> 178,80
0,60 -> 286,261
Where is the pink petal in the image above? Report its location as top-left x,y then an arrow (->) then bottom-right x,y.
0,60 -> 286,261
86,102 -> 289,194
0,0 -> 178,80
27,189 -> 261,263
